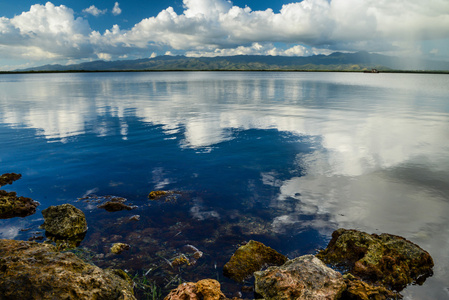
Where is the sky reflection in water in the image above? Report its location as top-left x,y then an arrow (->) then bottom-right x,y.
1,72 -> 449,298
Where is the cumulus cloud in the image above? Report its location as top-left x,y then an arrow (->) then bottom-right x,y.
82,5 -> 107,17
1,0 -> 449,68
112,2 -> 122,16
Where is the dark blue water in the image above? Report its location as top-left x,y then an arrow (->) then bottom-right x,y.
1,72 -> 449,299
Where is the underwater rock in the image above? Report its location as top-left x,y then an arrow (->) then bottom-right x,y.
111,243 -> 131,254
342,273 -> 401,300
0,173 -> 22,187
316,228 -> 434,291
223,240 -> 287,282
98,200 -> 136,212
41,204 -> 88,248
0,173 -> 39,219
254,255 -> 346,300
0,239 -> 136,299
164,279 -> 228,300
0,190 -> 39,219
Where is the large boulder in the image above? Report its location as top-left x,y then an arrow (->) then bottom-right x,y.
41,204 -> 88,248
316,228 -> 434,291
0,239 -> 136,299
0,173 -> 39,219
223,240 -> 287,282
254,255 -> 346,300
164,279 -> 227,300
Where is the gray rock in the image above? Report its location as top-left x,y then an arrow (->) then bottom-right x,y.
254,255 -> 346,300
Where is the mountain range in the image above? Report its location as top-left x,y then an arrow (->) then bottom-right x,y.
18,51 -> 449,72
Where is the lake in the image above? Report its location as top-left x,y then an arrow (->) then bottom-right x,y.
1,71 -> 449,299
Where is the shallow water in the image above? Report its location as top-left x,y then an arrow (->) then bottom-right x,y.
1,71 -> 449,298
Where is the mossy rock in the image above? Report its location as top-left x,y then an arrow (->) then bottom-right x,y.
0,239 -> 136,299
0,173 -> 22,187
41,204 -> 87,237
317,228 -> 434,291
223,240 -> 287,282
0,173 -> 39,219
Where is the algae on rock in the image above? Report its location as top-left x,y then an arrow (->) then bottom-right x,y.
0,239 -> 136,299
223,240 -> 287,282
0,173 -> 39,219
316,228 -> 434,291
41,203 -> 88,248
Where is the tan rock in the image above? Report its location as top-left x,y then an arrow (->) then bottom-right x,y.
254,255 -> 346,300
164,279 -> 227,300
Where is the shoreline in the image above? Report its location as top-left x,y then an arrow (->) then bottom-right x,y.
1,69 -> 449,75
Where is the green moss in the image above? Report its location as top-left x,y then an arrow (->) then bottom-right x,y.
223,240 -> 287,282
317,229 -> 434,291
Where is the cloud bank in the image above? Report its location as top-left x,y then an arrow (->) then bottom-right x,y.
0,0 -> 449,69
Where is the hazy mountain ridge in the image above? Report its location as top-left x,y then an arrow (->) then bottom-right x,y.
18,51 -> 449,72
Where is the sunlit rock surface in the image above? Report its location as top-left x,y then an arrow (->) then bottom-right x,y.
223,240 -> 287,282
254,255 -> 346,300
316,228 -> 434,291
0,239 -> 136,299
0,173 -> 39,219
164,279 -> 229,300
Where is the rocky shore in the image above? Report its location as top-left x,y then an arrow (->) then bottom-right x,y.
0,174 -> 435,299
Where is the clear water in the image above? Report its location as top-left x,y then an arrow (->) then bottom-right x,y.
1,71 -> 449,299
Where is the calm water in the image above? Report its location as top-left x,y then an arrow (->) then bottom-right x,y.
1,71 -> 449,299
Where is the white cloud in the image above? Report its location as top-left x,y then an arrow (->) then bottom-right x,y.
1,0 -> 449,68
112,2 -> 122,16
82,5 -> 107,17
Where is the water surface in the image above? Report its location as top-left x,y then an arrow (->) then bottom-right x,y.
1,72 -> 448,299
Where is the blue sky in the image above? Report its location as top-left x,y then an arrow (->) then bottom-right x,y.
1,0 -> 449,70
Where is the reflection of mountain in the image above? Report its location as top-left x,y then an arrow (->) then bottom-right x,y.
18,51 -> 449,72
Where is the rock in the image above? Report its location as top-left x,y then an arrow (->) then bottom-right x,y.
223,240 -> 287,282
316,228 -> 434,291
41,204 -> 88,248
0,173 -> 39,219
111,243 -> 131,254
98,200 -> 135,212
342,274 -> 401,300
0,190 -> 39,219
148,190 -> 168,199
164,279 -> 228,300
129,215 -> 140,221
0,239 -> 136,299
254,255 -> 346,300
0,173 -> 22,187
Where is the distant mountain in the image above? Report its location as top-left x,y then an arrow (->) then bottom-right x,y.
18,51 -> 449,72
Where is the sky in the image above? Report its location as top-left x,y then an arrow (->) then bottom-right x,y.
0,0 -> 449,70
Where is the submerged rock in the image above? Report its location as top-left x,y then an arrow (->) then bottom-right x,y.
98,200 -> 136,212
0,173 -> 39,219
316,228 -> 434,291
41,204 -> 88,248
110,242 -> 131,254
254,255 -> 346,300
164,279 -> 228,300
0,239 -> 135,299
223,240 -> 287,282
